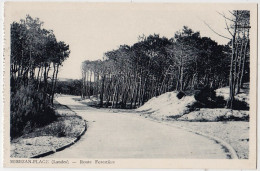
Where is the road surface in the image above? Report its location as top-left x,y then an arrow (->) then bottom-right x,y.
48,95 -> 229,159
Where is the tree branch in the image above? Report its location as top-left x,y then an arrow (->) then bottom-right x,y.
224,17 -> 233,36
217,11 -> 235,22
228,10 -> 236,17
203,21 -> 232,40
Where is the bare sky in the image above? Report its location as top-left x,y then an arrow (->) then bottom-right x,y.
7,3 -> 244,79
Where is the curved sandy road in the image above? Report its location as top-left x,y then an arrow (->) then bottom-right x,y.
47,95 -> 230,159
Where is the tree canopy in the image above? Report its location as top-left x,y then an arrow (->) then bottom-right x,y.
10,15 -> 70,138
81,26 -> 244,109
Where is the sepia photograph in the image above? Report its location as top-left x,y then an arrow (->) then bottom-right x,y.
3,2 -> 257,169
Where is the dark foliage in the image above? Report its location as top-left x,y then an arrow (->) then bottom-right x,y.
81,27 -> 237,109
232,99 -> 249,110
56,80 -> 82,96
187,101 -> 205,111
217,114 -> 249,121
10,85 -> 57,139
10,15 -> 69,139
194,86 -> 226,108
194,86 -> 215,103
176,91 -> 186,99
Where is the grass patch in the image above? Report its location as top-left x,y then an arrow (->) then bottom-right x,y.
18,116 -> 85,140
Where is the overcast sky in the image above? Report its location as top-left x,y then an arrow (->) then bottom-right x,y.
7,3 -> 239,79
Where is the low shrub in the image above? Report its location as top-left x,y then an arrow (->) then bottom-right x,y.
187,101 -> 205,111
194,86 -> 226,108
214,95 -> 226,107
176,91 -> 186,99
232,99 -> 249,110
36,116 -> 84,138
194,86 -> 215,103
44,121 -> 71,137
11,85 -> 57,139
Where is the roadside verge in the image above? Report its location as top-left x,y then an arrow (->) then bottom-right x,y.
31,119 -> 87,158
10,101 -> 87,158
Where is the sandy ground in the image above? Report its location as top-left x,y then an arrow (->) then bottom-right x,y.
47,95 -> 232,159
137,91 -> 196,118
11,136 -> 74,158
172,121 -> 249,159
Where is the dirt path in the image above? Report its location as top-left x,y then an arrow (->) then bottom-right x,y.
47,95 -> 230,159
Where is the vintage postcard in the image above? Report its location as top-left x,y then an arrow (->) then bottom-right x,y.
3,2 -> 257,169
